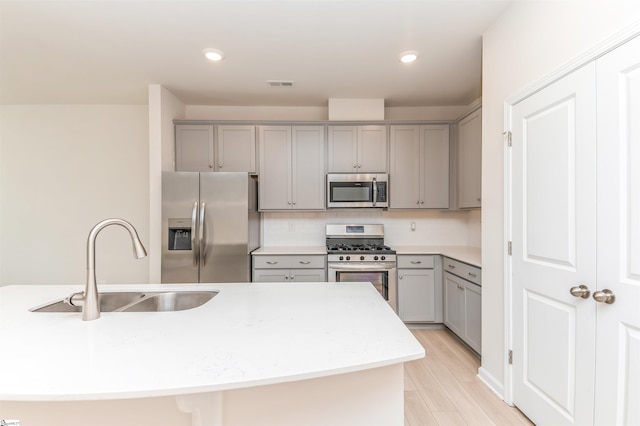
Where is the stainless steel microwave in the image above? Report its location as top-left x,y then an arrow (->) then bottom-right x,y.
326,173 -> 389,208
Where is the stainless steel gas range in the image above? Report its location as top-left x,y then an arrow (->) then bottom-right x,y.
326,224 -> 397,313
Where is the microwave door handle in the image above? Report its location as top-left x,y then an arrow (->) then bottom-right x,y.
372,177 -> 378,207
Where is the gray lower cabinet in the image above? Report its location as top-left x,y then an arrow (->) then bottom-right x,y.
397,255 -> 442,323
252,254 -> 326,282
443,257 -> 481,353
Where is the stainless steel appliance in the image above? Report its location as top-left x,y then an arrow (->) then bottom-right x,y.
161,172 -> 259,283
326,224 -> 397,312
326,173 -> 388,208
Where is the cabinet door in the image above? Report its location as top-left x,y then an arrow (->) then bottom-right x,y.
253,269 -> 290,282
420,125 -> 450,208
291,269 -> 326,282
217,125 -> 256,173
327,126 -> 357,172
398,269 -> 435,322
457,109 -> 482,208
358,125 -> 387,172
175,125 -> 214,172
389,125 -> 422,208
292,126 -> 325,210
463,282 -> 482,353
258,126 -> 292,210
444,273 -> 465,336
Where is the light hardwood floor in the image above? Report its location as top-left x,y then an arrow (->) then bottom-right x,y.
404,329 -> 533,426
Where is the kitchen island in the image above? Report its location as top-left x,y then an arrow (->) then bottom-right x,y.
0,282 -> 424,426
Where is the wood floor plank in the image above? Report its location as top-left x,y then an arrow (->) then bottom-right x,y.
405,329 -> 534,426
404,390 -> 439,426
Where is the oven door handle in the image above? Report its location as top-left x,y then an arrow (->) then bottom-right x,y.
329,263 -> 396,271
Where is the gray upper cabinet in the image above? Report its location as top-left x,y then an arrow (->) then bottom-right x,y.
389,124 -> 450,209
258,125 -> 326,210
216,125 -> 256,173
457,108 -> 482,209
175,124 -> 214,172
175,124 -> 256,173
327,125 -> 387,173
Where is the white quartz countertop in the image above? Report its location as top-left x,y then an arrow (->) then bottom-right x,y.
394,245 -> 481,267
0,282 -> 424,401
252,246 -> 327,255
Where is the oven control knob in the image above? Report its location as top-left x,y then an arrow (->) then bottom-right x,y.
360,256 -> 365,261
381,256 -> 386,261
346,256 -> 351,261
339,256 -> 344,261
374,256 -> 379,261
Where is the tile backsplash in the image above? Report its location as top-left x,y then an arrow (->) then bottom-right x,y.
262,209 -> 480,247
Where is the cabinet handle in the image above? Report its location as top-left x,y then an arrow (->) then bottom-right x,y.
468,272 -> 477,278
448,265 -> 456,269
410,261 -> 422,264
266,261 -> 278,265
457,285 -> 464,290
593,289 -> 615,304
299,261 -> 311,265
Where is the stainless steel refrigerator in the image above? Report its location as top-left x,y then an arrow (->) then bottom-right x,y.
161,172 -> 259,283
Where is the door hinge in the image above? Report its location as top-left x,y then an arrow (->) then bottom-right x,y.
508,241 -> 512,256
503,130 -> 512,147
508,350 -> 513,365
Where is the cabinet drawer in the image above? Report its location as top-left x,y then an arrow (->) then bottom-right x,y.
397,255 -> 435,269
253,255 -> 325,269
443,257 -> 481,285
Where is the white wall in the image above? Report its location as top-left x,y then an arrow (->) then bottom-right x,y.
149,85 -> 185,282
262,210 -> 477,247
481,0 -> 640,393
0,105 -> 150,286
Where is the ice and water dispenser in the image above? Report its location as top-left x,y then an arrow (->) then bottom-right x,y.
167,218 -> 192,250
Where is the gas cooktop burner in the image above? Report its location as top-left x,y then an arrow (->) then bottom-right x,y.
326,243 -> 395,254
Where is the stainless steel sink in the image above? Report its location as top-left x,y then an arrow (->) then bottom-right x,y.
119,291 -> 217,312
30,291 -> 217,313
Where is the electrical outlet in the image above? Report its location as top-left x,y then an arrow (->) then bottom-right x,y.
411,222 -> 416,231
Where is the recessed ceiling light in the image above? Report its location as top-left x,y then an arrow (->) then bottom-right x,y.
399,51 -> 418,63
203,48 -> 224,61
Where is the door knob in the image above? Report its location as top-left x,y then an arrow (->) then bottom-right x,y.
593,289 -> 616,304
569,285 -> 590,299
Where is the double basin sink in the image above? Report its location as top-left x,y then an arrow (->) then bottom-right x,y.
30,290 -> 218,313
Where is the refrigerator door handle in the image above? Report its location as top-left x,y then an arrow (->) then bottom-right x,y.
191,201 -> 199,267
199,201 -> 206,266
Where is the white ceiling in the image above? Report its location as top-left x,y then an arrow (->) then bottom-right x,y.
0,0 -> 513,107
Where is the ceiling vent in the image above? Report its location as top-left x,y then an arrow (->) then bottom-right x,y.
267,80 -> 295,88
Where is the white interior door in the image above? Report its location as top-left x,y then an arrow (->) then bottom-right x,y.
510,63 -> 597,426
594,35 -> 640,426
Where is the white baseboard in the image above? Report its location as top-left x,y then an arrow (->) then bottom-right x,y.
477,367 -> 506,402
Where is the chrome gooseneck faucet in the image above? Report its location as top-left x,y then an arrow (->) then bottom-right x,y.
66,218 -> 147,321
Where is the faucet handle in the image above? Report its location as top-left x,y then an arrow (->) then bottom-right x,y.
64,291 -> 85,307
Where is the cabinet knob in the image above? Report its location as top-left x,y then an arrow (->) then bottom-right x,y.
353,165 -> 357,169
399,275 -> 403,279
593,289 -> 615,304
219,164 -> 223,168
209,165 -> 214,169
569,285 -> 590,299
420,201 -> 424,205
477,197 -> 481,202
416,200 -> 420,205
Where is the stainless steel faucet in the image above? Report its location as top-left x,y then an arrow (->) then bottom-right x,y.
66,218 -> 147,321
